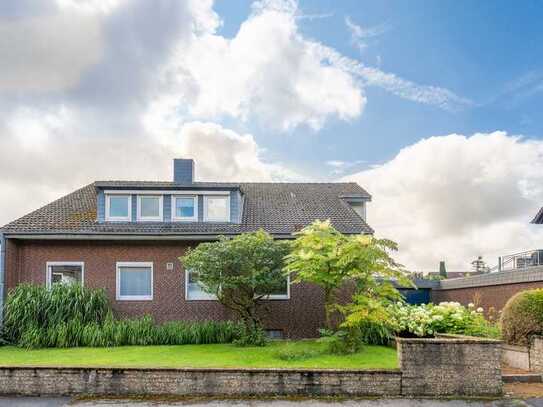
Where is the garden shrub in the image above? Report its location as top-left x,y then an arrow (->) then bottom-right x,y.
358,320 -> 395,345
2,284 -> 242,348
390,302 -> 500,339
274,344 -> 321,361
501,289 -> 543,346
319,328 -> 363,355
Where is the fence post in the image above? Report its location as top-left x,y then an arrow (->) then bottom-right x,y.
498,257 -> 502,272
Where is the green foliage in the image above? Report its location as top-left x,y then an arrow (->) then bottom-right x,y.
273,344 -> 321,361
285,220 -> 411,336
182,230 -> 289,345
3,283 -> 109,344
391,302 -> 501,339
232,324 -> 268,347
2,283 -> 242,349
319,328 -> 363,355
501,289 -> 543,345
358,320 -> 395,346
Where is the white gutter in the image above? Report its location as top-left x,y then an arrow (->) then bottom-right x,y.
4,233 -> 297,241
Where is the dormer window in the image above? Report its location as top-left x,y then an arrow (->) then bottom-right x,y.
137,195 -> 163,222
204,195 -> 230,222
348,201 -> 366,220
172,195 -> 198,222
106,195 -> 131,222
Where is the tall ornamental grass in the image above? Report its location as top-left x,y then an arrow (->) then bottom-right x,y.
2,284 -> 241,349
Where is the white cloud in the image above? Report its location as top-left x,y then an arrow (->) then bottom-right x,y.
311,43 -> 472,112
168,0 -> 365,130
0,11 -> 104,92
345,16 -> 388,53
179,121 -> 302,182
161,0 -> 471,130
343,132 -> 543,271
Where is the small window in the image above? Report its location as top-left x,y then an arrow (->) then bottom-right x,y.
46,262 -> 84,288
204,195 -> 230,222
172,196 -> 197,221
116,262 -> 153,301
266,329 -> 284,340
185,269 -> 216,300
137,195 -> 163,221
106,195 -> 131,221
257,275 -> 290,300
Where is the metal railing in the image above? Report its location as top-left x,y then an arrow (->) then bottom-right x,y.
498,249 -> 543,271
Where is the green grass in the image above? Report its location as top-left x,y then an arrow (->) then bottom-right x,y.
0,340 -> 397,370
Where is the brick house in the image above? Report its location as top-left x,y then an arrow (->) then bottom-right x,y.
0,159 -> 373,338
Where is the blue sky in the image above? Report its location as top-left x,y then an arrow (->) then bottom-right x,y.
1,0 -> 543,270
215,0 -> 543,176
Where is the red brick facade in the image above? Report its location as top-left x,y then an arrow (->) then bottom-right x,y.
431,282 -> 543,312
4,239 -> 325,339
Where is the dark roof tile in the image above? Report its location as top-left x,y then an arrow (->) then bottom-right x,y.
1,182 -> 373,236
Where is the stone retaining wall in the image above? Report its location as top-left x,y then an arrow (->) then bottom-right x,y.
0,335 -> 504,397
0,367 -> 402,397
397,334 -> 503,396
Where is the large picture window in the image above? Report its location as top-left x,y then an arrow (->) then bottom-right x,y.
137,195 -> 163,221
106,195 -> 131,221
172,196 -> 197,221
116,262 -> 153,301
185,269 -> 216,300
46,262 -> 84,288
204,195 -> 230,222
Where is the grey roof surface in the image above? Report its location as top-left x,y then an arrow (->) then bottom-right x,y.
532,206 -> 543,224
1,182 -> 373,236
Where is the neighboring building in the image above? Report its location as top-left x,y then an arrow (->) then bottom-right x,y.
532,207 -> 543,224
426,271 -> 483,279
0,159 -> 373,338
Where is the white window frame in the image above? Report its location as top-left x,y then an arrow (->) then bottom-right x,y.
136,195 -> 163,222
171,195 -> 198,222
46,261 -> 85,289
116,261 -> 154,301
203,195 -> 231,222
261,274 -> 290,300
185,269 -> 217,301
105,194 -> 131,222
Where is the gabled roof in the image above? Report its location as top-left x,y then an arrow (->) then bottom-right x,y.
1,182 -> 373,237
532,206 -> 543,224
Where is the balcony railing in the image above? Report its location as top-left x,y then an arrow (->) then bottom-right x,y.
498,249 -> 543,271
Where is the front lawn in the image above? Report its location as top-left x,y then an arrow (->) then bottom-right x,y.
0,340 -> 397,370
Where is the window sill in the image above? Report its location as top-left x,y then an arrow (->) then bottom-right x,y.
116,296 -> 153,301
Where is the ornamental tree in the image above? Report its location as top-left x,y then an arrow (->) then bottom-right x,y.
181,230 -> 289,342
284,220 -> 411,330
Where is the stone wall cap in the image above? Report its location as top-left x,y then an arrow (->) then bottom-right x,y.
396,334 -> 503,344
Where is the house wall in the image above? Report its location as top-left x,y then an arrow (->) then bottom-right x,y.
3,239 -> 325,339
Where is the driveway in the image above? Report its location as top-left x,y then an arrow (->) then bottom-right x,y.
2,398 -> 543,407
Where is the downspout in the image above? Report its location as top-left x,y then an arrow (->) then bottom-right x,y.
0,233 -> 5,326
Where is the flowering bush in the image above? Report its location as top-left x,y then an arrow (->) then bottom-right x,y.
390,302 -> 500,339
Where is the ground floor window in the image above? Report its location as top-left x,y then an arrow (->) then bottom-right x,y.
185,269 -> 216,300
46,262 -> 84,288
257,275 -> 290,300
116,262 -> 153,301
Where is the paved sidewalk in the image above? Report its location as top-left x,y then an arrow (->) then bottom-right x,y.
2,397 -> 543,407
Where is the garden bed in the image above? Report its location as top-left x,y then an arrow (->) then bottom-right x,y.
0,340 -> 398,370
